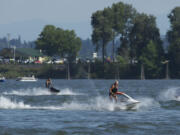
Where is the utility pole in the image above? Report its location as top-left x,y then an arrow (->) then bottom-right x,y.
88,62 -> 91,79
166,61 -> 169,79
7,33 -> 10,48
162,60 -> 169,80
13,46 -> 16,64
67,62 -> 70,80
141,64 -> 145,80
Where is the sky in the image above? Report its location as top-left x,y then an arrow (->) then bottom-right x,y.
0,0 -> 180,41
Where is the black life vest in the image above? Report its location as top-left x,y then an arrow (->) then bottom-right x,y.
112,86 -> 117,93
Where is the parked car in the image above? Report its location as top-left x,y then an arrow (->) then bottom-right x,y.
53,59 -> 64,64
34,60 -> 42,64
46,60 -> 53,64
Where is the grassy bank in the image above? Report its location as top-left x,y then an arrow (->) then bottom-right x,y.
0,63 -> 166,79
0,64 -> 66,79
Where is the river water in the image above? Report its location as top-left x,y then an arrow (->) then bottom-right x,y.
0,80 -> 179,135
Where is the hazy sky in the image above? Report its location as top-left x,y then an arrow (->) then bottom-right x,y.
0,0 -> 180,41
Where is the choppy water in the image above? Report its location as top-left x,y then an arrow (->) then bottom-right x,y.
0,80 -> 180,135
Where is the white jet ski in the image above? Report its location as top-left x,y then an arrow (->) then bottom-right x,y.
119,93 -> 140,109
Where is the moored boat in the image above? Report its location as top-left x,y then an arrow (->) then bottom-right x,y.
0,77 -> 5,82
16,75 -> 37,82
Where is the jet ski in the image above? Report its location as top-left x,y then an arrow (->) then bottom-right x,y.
49,87 -> 60,93
119,93 -> 140,109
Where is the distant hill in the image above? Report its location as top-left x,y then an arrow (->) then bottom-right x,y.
79,38 -> 120,59
79,39 -> 95,59
0,35 -> 169,59
0,36 -> 35,50
79,36 -> 169,59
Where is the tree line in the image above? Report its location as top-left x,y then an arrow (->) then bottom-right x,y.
91,2 -> 180,78
35,2 -> 180,78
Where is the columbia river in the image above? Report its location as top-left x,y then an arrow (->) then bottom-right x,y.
0,80 -> 179,135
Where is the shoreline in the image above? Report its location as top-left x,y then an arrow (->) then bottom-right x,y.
0,63 -> 172,79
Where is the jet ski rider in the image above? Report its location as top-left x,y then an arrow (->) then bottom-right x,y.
109,80 -> 124,102
45,78 -> 52,88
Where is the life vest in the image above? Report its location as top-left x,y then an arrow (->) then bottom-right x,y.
112,86 -> 118,93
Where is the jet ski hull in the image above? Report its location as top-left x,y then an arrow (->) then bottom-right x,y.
49,87 -> 60,93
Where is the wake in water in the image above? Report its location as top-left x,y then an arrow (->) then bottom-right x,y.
135,97 -> 160,110
157,87 -> 180,109
0,95 -> 159,111
159,87 -> 180,101
0,96 -> 31,109
0,96 -> 132,111
2,87 -> 82,96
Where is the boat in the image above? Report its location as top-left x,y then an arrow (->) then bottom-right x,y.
0,77 -> 5,82
16,75 -> 37,82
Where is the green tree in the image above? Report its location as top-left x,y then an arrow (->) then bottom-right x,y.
112,2 -> 137,62
127,13 -> 164,78
91,8 -> 113,64
91,2 -> 137,63
36,25 -> 57,56
36,25 -> 81,62
139,40 -> 162,78
129,14 -> 163,60
167,7 -> 180,77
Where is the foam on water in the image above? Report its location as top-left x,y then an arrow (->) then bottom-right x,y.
57,88 -> 82,96
60,97 -> 128,111
3,87 -> 50,96
135,97 -> 160,110
0,95 -> 157,111
159,87 -> 180,101
0,96 -> 31,109
3,87 -> 81,96
0,96 -> 66,110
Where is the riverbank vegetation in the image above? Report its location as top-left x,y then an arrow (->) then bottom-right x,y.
0,62 -> 167,79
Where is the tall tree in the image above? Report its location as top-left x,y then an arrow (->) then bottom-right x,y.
167,7 -> 180,77
129,13 -> 164,61
91,8 -> 113,64
127,13 -> 164,78
36,25 -> 57,56
139,40 -> 162,78
112,2 -> 137,62
36,25 -> 81,62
